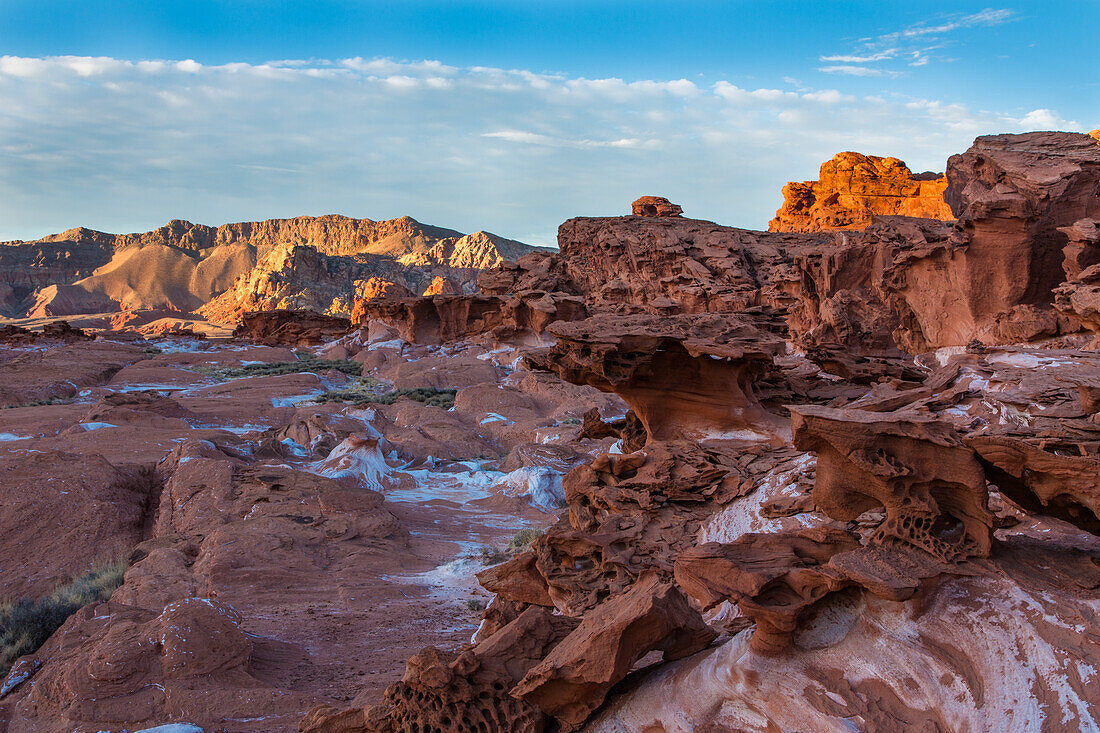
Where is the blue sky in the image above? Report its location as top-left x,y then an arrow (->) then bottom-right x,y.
0,1 -> 1095,244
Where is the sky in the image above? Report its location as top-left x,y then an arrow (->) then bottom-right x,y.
0,1 -> 1095,245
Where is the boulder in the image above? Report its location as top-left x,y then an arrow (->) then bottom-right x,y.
631,196 -> 683,218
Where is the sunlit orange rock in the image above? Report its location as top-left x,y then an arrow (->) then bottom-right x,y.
769,152 -> 952,232
631,196 -> 683,218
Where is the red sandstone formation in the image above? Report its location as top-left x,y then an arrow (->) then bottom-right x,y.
790,132 -> 1100,354
352,291 -> 586,344
0,321 -> 91,346
530,313 -> 787,443
769,151 -> 952,233
942,132 -> 1100,334
631,196 -> 683,218
9,131 -> 1100,733
968,435 -> 1100,535
233,309 -> 352,346
511,572 -> 714,729
304,607 -> 579,733
555,216 -> 828,314
1054,219 -> 1100,343
790,405 -> 992,561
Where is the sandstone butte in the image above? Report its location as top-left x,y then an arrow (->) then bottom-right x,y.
0,131 -> 1099,733
769,150 -> 953,232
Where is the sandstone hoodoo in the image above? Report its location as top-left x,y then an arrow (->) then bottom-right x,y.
5,130 -> 1100,733
769,151 -> 953,233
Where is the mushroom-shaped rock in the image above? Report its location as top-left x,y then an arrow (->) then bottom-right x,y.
675,527 -> 858,655
512,572 -> 715,730
675,528 -> 969,656
532,313 -> 787,444
631,196 -> 683,218
790,405 -> 993,562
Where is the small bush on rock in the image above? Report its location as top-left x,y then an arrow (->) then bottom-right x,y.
0,559 -> 128,676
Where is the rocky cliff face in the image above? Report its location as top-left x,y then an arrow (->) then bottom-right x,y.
0,215 -> 539,321
769,151 -> 953,232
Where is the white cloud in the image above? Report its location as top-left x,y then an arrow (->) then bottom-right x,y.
818,65 -> 898,78
1017,108 -> 1063,129
820,8 -> 1019,77
819,49 -> 898,63
0,54 -> 1074,245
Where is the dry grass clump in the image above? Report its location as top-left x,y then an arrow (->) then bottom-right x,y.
0,559 -> 128,676
478,529 -> 544,566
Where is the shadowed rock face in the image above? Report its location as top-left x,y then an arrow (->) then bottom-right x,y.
1054,219 -> 1100,343
944,132 -> 1100,323
769,152 -> 952,233
531,313 -> 787,443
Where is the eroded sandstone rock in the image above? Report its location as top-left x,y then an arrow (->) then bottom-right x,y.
532,313 -> 786,443
631,196 -> 683,218
352,291 -> 585,344
790,405 -> 992,561
968,434 -> 1100,535
233,309 -> 352,346
512,572 -> 715,730
789,133 -> 1100,354
769,152 -> 951,233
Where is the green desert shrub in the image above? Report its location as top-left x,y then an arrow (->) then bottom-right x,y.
0,395 -> 78,410
190,353 -> 362,380
315,380 -> 457,410
0,559 -> 128,676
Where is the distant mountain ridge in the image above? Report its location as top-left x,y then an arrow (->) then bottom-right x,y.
0,214 -> 542,323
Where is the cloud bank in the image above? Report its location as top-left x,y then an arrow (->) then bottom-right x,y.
0,55 -> 1075,244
